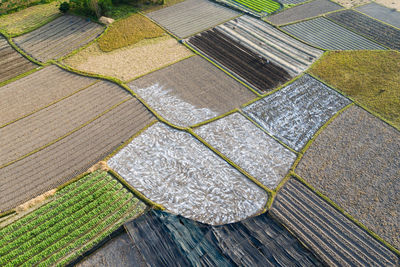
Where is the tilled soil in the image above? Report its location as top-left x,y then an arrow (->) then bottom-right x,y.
0,98 -> 155,212
327,9 -> 400,50
296,106 -> 400,250
356,2 -> 400,28
270,178 -> 399,266
188,28 -> 291,93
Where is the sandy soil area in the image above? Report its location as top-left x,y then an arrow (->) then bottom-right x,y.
332,0 -> 370,8
375,0 -> 400,10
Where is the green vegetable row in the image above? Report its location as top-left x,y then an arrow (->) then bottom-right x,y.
231,0 -> 281,13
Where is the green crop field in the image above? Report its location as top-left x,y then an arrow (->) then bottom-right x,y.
0,171 -> 146,266
230,0 -> 281,13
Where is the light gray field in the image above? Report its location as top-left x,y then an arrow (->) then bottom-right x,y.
108,123 -> 268,225
277,0 -> 309,4
356,2 -> 400,29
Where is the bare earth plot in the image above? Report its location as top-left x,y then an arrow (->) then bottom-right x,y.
0,35 -> 37,83
216,15 -> 323,76
356,2 -> 400,29
281,17 -> 386,50
243,74 -> 351,151
327,9 -> 400,50
266,0 -> 343,26
123,209 -> 321,266
296,106 -> 400,250
0,80 -> 130,167
375,0 -> 400,11
129,55 -> 256,127
0,65 -> 96,126
0,99 -> 155,212
331,0 -> 369,8
13,15 -> 104,62
146,0 -> 240,38
270,178 -> 400,266
108,123 -> 268,225
194,113 -> 296,189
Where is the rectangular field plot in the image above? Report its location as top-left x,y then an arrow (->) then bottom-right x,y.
146,0 -> 239,38
0,36 -> 37,83
243,74 -> 351,151
108,123 -> 268,225
0,80 -> 130,167
0,171 -> 146,266
129,56 -> 256,127
217,0 -> 281,16
0,65 -> 96,127
195,113 -> 296,189
296,106 -> 400,250
356,2 -> 400,29
267,0 -> 343,26
281,17 -> 386,50
13,15 -> 104,62
270,178 -> 399,266
327,10 -> 400,50
0,99 -> 155,212
277,0 -> 309,4
124,210 -> 321,266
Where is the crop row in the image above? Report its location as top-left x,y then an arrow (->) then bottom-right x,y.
230,0 -> 280,13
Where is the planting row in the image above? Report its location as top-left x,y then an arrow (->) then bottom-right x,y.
217,0 -> 281,16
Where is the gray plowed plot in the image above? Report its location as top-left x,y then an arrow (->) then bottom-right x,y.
327,10 -> 400,50
296,106 -> 400,250
0,36 -> 37,83
146,0 -> 239,38
281,17 -> 386,50
0,65 -> 96,127
0,99 -> 155,212
267,0 -> 343,26
270,178 -> 400,266
356,2 -> 400,29
0,80 -> 130,167
129,56 -> 256,127
13,15 -> 104,62
243,74 -> 351,151
217,16 -> 323,76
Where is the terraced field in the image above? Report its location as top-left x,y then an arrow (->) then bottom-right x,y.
270,178 -> 399,266
0,171 -> 146,266
356,2 -> 400,29
281,17 -> 386,50
13,15 -> 104,62
0,35 -> 37,83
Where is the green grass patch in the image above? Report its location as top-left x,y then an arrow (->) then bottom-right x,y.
97,13 -> 165,52
309,51 -> 400,129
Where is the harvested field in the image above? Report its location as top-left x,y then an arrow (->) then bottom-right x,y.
146,0 -> 239,38
0,171 -> 146,266
13,15 -> 104,62
266,0 -> 343,26
270,178 -> 400,266
326,9 -> 400,50
0,98 -> 155,212
0,65 -> 96,127
375,0 -> 400,11
129,56 -> 256,127
281,17 -> 386,50
215,15 -> 323,76
188,29 -> 291,93
356,2 -> 400,29
125,209 -> 321,266
217,0 -> 281,16
108,123 -> 268,225
63,36 -> 192,82
0,80 -> 130,167
243,74 -> 351,151
296,106 -> 400,250
194,113 -> 296,189
0,35 -> 37,83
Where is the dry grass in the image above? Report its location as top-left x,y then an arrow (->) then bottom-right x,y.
15,189 -> 56,212
141,0 -> 186,13
98,13 -> 165,52
309,50 -> 400,129
87,161 -> 110,173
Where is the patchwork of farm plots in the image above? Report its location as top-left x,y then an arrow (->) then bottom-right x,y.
216,0 -> 281,16
356,2 -> 400,29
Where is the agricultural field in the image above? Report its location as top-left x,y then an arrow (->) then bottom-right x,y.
375,0 -> 400,11
296,106 -> 400,250
146,0 -> 239,38
124,209 -> 321,265
243,74 -> 351,151
281,17 -> 386,50
217,0 -> 281,16
330,0 -> 369,8
356,2 -> 400,29
13,15 -> 104,62
0,171 -> 146,266
271,178 -> 399,266
266,0 -> 343,26
0,35 -> 37,83
276,0 -> 308,4
194,113 -> 296,189
129,55 -> 256,127
326,9 -> 400,50
108,123 -> 268,225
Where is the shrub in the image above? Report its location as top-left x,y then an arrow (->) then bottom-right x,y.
59,1 -> 70,13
